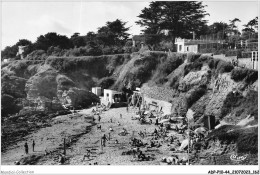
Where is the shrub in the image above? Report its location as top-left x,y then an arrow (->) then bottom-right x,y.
187,86 -> 207,108
231,68 -> 257,83
244,69 -> 258,84
231,68 -> 248,81
216,60 -> 234,74
56,75 -> 75,90
187,53 -> 201,62
26,50 -> 47,60
98,77 -> 115,89
184,62 -> 203,76
208,59 -> 215,69
220,91 -> 244,119
1,94 -> 22,117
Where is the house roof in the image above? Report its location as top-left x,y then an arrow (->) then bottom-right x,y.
132,35 -> 146,41
175,38 -> 225,45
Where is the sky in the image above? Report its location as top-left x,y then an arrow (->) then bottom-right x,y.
1,0 -> 259,48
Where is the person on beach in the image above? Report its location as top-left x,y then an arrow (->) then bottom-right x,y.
102,134 -> 108,147
126,106 -> 129,113
120,114 -> 122,119
24,142 -> 28,154
110,118 -> 113,123
155,118 -> 159,125
98,115 -> 101,122
32,140 -> 35,152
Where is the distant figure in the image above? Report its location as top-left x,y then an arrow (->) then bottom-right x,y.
153,129 -> 158,135
98,115 -> 101,122
32,140 -> 35,152
101,134 -> 108,147
117,121 -> 120,126
110,118 -> 113,123
115,139 -> 119,144
155,118 -> 159,125
82,149 -> 91,161
59,154 -> 65,164
126,105 -> 129,112
120,114 -> 122,119
97,125 -> 101,130
24,142 -> 28,154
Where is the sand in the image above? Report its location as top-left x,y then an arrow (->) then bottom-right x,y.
1,106 -> 188,165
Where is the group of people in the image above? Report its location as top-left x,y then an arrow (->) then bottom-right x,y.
24,140 -> 35,154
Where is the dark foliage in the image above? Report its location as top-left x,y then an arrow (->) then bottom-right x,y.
220,90 -> 258,120
98,77 -> 115,89
216,60 -> 234,74
1,94 -> 22,117
187,86 -> 207,108
231,68 -> 258,83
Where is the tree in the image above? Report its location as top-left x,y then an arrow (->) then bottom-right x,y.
1,45 -> 18,60
70,33 -> 86,48
228,18 -> 241,34
97,19 -> 130,47
35,32 -> 72,51
15,39 -> 34,57
242,17 -> 258,33
136,1 -> 209,41
85,32 -> 97,44
1,39 -> 33,60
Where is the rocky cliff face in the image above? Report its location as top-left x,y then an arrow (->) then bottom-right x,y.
1,52 -> 258,124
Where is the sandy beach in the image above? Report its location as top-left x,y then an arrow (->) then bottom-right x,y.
1,106 -> 188,165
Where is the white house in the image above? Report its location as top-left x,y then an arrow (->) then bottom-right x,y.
175,38 -> 199,53
175,38 -> 224,54
92,87 -> 102,96
103,89 -> 122,104
17,45 -> 28,59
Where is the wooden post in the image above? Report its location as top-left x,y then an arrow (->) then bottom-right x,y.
63,138 -> 66,155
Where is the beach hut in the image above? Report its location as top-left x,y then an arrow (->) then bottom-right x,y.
103,89 -> 122,104
92,87 -> 102,96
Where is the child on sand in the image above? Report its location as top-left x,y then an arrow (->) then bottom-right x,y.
32,140 -> 35,152
24,142 -> 28,154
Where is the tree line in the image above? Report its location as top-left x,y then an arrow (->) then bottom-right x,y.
1,1 -> 258,60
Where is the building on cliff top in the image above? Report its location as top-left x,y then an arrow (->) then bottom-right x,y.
175,38 -> 225,54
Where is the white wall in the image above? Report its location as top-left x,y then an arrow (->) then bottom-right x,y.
92,87 -> 102,96
143,96 -> 172,115
103,89 -> 122,104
